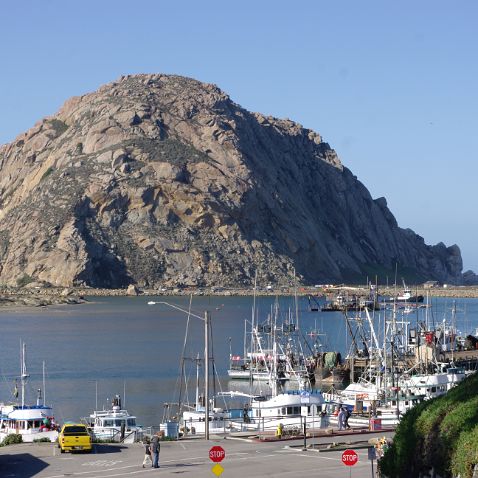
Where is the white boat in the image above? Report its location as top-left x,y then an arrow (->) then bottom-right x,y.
182,406 -> 231,435
84,395 -> 142,443
0,343 -> 58,443
224,388 -> 327,432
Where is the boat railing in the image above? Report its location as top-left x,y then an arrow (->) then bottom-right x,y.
180,413 -> 329,436
90,428 -> 142,443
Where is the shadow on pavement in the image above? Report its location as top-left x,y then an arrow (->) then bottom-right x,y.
93,444 -> 128,454
0,453 -> 49,478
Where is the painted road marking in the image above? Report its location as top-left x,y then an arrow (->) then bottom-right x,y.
83,460 -> 123,467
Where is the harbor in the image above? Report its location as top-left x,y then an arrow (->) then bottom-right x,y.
0,294 -> 476,438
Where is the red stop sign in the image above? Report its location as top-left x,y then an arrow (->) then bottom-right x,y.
342,449 -> 358,466
209,445 -> 226,463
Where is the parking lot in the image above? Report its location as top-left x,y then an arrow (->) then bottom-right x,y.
0,431 -> 393,478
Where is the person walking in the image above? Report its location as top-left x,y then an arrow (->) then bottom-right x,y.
337,407 -> 345,431
142,439 -> 152,468
150,433 -> 160,468
343,406 -> 351,429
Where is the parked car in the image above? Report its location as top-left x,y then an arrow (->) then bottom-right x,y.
58,424 -> 92,453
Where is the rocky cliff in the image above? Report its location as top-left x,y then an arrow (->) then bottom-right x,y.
0,74 -> 466,288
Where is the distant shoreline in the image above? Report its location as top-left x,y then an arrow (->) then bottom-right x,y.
1,285 -> 478,309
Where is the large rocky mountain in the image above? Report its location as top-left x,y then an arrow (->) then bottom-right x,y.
0,74 -> 466,288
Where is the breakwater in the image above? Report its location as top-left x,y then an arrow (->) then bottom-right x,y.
1,285 -> 478,309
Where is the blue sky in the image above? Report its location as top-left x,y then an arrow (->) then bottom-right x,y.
1,1 -> 477,272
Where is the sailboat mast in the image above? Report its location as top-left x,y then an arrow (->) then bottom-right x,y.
294,268 -> 299,330
21,342 -> 29,408
195,354 -> 200,411
43,361 -> 46,406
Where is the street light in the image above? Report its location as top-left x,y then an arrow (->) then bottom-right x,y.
152,301 -> 211,440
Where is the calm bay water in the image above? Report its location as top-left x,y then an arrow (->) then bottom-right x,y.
0,295 -> 477,427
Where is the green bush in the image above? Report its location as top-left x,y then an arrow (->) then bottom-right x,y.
41,166 -> 55,182
451,424 -> 478,478
0,434 -> 23,446
48,119 -> 69,136
33,437 -> 52,443
16,274 -> 34,287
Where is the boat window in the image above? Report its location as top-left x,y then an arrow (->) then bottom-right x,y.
127,418 -> 135,426
431,387 -> 436,393
104,420 -> 114,427
405,401 -> 409,406
114,420 -> 124,427
281,407 -> 286,415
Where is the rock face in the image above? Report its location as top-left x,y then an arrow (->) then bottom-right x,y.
0,74 -> 467,287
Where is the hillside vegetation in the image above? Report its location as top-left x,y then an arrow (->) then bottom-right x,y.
380,372 -> 478,477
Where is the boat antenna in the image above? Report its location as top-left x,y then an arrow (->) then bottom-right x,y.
123,381 -> 126,409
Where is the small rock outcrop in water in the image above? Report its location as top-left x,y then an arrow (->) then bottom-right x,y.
0,74 -> 468,287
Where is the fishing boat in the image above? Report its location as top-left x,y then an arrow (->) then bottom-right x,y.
389,280 -> 424,303
0,343 -> 58,443
222,388 -> 326,432
227,296 -> 316,386
83,394 -> 142,443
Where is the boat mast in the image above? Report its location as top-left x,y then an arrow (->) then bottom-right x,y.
20,342 -> 29,408
294,268 -> 299,331
195,353 -> 200,411
42,361 -> 46,406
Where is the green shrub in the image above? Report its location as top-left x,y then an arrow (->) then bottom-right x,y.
16,274 -> 34,287
379,373 -> 478,477
0,434 -> 23,446
33,437 -> 52,443
451,424 -> 478,478
48,119 -> 69,136
41,167 -> 55,181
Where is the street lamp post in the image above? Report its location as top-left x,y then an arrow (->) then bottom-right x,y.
153,301 -> 211,440
204,310 -> 210,440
